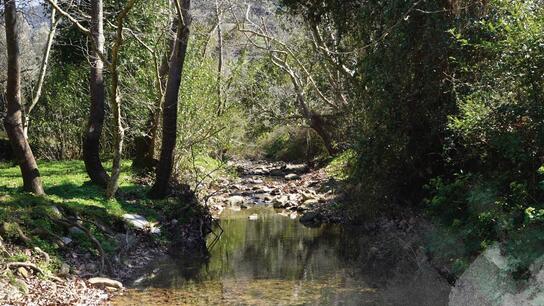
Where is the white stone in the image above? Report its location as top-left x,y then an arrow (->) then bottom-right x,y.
60,237 -> 72,246
122,214 -> 149,230
284,173 -> 300,180
88,277 -> 123,289
227,196 -> 245,206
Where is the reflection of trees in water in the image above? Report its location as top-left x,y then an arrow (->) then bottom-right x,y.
129,209 -> 449,305
132,209 -> 354,288
208,209 -> 342,280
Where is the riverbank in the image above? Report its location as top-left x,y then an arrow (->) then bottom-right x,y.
113,164 -> 452,306
0,161 -> 210,304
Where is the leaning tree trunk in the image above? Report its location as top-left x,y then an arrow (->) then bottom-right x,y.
148,0 -> 192,199
292,79 -> 337,157
3,0 -> 44,195
309,112 -> 337,156
83,0 -> 109,188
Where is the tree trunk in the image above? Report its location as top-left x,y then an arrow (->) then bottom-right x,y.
83,0 -> 109,188
292,78 -> 336,156
148,0 -> 192,199
3,0 -> 44,195
215,0 -> 224,115
309,112 -> 336,156
105,0 -> 138,199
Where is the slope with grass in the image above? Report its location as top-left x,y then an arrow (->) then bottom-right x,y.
0,160 -> 209,303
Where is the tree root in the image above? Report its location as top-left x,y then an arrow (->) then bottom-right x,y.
4,262 -> 65,283
33,247 -> 50,264
54,218 -> 109,274
5,261 -> 45,276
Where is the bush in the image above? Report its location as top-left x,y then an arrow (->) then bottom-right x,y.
255,125 -> 328,162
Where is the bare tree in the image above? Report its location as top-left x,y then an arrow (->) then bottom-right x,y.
149,0 -> 192,199
237,5 -> 341,155
22,0 -> 62,139
3,0 -> 44,195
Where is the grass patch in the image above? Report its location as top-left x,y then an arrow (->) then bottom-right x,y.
325,149 -> 355,181
0,160 -> 157,218
0,160 -> 168,274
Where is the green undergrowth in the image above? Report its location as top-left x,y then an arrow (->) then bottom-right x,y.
0,160 -> 200,277
324,149 -> 355,181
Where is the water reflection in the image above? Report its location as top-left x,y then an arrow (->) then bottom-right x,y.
113,207 -> 450,305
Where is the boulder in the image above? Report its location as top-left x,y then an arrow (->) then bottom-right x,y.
303,199 -> 319,206
122,214 -> 149,230
88,277 -> 124,289
50,206 -> 63,219
17,267 -> 29,279
68,226 -> 85,235
60,237 -> 73,246
247,178 -> 264,184
272,196 -> 289,208
58,263 -> 70,277
449,244 -> 544,306
296,205 -> 308,212
270,168 -> 285,176
285,164 -> 309,173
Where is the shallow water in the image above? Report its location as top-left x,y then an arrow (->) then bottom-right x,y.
112,207 -> 450,305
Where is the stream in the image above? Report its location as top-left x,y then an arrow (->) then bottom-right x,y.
113,208 -> 382,305
112,162 -> 452,305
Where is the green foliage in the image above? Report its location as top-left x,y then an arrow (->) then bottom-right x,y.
256,125 -> 328,162
29,64 -> 88,160
425,0 -> 544,275
325,149 -> 355,180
